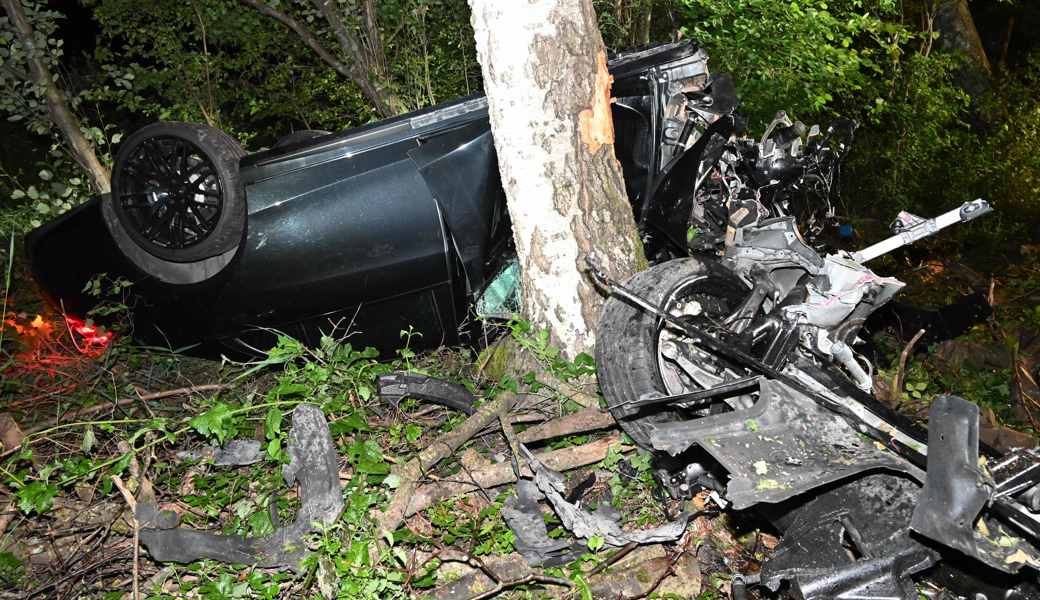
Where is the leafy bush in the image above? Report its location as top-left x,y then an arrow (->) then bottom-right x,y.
678,0 -> 910,126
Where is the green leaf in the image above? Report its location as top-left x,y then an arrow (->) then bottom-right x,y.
81,426 -> 96,453
349,437 -> 389,475
190,402 -> 234,444
586,535 -> 604,552
264,407 -> 282,440
16,481 -> 58,515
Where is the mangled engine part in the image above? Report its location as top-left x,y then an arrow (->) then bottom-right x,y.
649,378 -> 922,509
910,395 -> 1040,573
502,446 -> 694,566
136,403 -> 343,571
759,474 -> 938,600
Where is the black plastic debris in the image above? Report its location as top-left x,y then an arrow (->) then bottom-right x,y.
137,403 -> 343,571
911,395 -> 1040,573
501,479 -> 583,566
377,371 -> 477,415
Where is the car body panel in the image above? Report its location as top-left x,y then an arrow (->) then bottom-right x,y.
27,41 -> 711,355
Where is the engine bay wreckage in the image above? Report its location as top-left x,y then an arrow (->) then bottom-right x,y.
24,39 -> 1040,597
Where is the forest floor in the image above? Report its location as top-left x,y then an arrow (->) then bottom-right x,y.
1,248 -> 1039,600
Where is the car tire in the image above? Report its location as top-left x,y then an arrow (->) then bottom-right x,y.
596,257 -> 750,449
106,122 -> 246,264
272,129 -> 331,149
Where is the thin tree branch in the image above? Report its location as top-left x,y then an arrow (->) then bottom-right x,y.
236,0 -> 392,115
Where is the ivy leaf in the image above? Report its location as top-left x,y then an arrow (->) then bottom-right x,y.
16,481 -> 58,515
190,402 -> 234,444
349,437 -> 389,475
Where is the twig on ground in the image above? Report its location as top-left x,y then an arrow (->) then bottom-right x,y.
26,384 -> 230,436
373,391 -> 517,543
111,475 -> 139,600
891,328 -> 926,408
539,374 -> 600,409
404,433 -> 626,518
460,553 -> 572,600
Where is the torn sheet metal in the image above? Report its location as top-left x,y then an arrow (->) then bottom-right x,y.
137,403 -> 343,571
649,379 -> 922,510
501,479 -> 583,566
520,446 -> 691,548
911,395 -> 1040,573
760,474 -> 937,600
176,439 -> 264,466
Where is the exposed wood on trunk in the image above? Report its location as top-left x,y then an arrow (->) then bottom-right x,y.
468,0 -> 646,359
237,0 -> 407,117
1,0 -> 110,193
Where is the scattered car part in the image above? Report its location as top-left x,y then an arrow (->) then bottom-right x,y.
501,479 -> 584,566
377,371 -> 477,415
759,474 -> 938,600
517,445 -> 692,548
175,438 -> 264,466
137,403 -> 342,571
594,196 -> 1040,596
911,395 -> 1040,572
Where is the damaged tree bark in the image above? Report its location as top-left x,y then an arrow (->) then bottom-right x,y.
468,0 -> 646,359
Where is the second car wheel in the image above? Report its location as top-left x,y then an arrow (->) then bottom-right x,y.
106,122 -> 246,264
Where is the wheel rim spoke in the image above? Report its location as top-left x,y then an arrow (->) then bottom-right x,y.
116,135 -> 224,250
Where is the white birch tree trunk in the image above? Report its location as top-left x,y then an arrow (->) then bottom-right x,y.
468,0 -> 645,359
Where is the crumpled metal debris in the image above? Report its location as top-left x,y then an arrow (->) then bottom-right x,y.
175,439 -> 264,466
137,403 -> 343,571
501,479 -> 582,566
504,445 -> 690,558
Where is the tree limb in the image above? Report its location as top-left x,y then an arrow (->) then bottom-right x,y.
404,432 -> 626,518
891,329 -> 926,408
373,391 -> 518,541
236,0 -> 394,116
1,0 -> 110,192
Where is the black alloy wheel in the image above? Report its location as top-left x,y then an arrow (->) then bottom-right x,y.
107,122 -> 246,267
117,136 -> 223,252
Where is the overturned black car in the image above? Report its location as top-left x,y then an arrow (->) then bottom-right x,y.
28,40 -> 722,355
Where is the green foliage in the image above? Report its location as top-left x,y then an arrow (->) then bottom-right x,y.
679,0 -> 910,125
189,402 -> 237,445
0,2 -> 68,135
0,551 -> 23,588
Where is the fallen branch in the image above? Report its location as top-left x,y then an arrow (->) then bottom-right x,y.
24,384 -> 230,437
516,408 -> 615,443
404,433 -> 626,518
891,329 -> 926,408
373,391 -> 517,541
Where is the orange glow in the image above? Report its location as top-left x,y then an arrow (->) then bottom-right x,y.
64,316 -> 114,352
